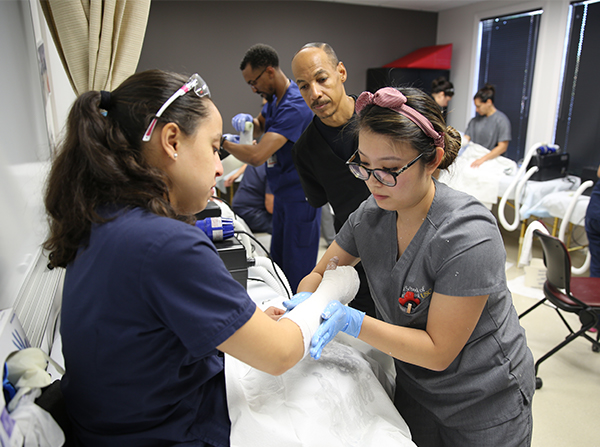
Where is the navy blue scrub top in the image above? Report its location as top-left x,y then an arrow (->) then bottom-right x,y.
61,206 -> 256,446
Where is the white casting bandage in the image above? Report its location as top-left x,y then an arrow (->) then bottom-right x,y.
280,266 -> 360,358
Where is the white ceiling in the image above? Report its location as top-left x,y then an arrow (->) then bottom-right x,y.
314,0 -> 484,12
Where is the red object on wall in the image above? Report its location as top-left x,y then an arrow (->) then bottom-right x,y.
383,44 -> 452,70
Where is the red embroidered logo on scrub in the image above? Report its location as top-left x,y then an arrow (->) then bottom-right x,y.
399,291 -> 421,314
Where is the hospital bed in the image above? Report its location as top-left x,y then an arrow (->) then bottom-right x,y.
438,142 -> 581,217
438,142 -> 589,265
518,180 -> 593,275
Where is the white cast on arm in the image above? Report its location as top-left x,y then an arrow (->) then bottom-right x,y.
279,266 -> 360,358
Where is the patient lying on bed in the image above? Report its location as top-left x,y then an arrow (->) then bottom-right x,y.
225,263 -> 416,447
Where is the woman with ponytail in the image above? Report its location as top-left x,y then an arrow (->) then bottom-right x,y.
44,69 -> 337,446
293,87 -> 535,447
431,76 -> 454,119
464,83 -> 512,168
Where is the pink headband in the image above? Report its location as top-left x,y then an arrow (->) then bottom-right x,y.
355,87 -> 445,149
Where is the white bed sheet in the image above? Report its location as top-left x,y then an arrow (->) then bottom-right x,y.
497,174 -> 579,202
516,184 -> 587,223
438,143 -> 517,208
505,176 -> 581,219
226,335 -> 415,447
227,272 -> 416,447
438,144 -> 582,220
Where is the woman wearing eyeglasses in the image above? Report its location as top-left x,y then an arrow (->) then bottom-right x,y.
43,69 -> 354,446
293,87 -> 535,447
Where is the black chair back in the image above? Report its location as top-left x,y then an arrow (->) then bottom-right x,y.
535,230 -> 571,293
524,230 -> 600,389
535,230 -> 590,311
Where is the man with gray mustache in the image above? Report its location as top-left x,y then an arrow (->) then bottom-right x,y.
291,42 -> 376,317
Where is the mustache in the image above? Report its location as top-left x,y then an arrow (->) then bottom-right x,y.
311,99 -> 329,108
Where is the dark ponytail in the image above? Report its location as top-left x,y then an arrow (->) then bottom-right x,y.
474,83 -> 495,103
431,77 -> 454,96
44,70 -> 211,267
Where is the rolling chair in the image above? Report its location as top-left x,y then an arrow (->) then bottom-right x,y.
519,230 -> 600,389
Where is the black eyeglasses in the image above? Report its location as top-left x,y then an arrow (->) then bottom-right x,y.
346,150 -> 425,187
248,68 -> 267,87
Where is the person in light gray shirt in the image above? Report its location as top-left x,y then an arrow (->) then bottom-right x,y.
464,83 -> 511,168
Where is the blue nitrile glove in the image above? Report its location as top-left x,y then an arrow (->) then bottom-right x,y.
222,133 -> 240,144
232,113 -> 253,132
282,291 -> 313,313
310,300 -> 365,360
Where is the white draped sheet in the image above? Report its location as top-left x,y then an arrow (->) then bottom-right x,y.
226,270 -> 416,447
226,333 -> 415,447
438,143 -> 517,209
438,143 -> 582,220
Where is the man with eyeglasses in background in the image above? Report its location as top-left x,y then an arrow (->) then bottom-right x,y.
288,42 -> 376,317
221,43 -> 319,294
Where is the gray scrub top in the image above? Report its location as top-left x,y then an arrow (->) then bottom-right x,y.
336,179 -> 534,430
465,109 -> 512,150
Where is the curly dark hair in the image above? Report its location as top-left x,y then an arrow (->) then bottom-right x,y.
354,87 -> 461,171
44,69 -> 212,267
240,43 -> 279,71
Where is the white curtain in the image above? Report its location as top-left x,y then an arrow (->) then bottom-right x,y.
39,0 -> 151,94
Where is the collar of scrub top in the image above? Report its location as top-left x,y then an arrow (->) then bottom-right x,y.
142,73 -> 211,142
355,87 -> 445,150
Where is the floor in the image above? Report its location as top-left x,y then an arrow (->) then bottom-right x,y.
315,215 -> 600,446
500,223 -> 600,447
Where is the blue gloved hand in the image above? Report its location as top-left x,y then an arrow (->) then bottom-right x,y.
232,113 -> 253,132
282,291 -> 313,313
222,133 -> 240,144
310,300 -> 365,360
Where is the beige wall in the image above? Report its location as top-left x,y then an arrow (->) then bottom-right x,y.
137,1 -> 439,133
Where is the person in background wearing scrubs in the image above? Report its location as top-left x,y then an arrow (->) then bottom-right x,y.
221,43 -> 320,293
430,76 -> 454,120
292,87 -> 535,447
464,83 -> 512,168
586,165 -> 600,278
229,163 -> 274,234
290,42 -> 376,317
44,69 -> 328,447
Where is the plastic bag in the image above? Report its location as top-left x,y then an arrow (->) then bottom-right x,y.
3,348 -> 65,446
10,388 -> 64,447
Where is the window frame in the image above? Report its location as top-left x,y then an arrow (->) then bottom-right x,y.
473,9 -> 543,161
